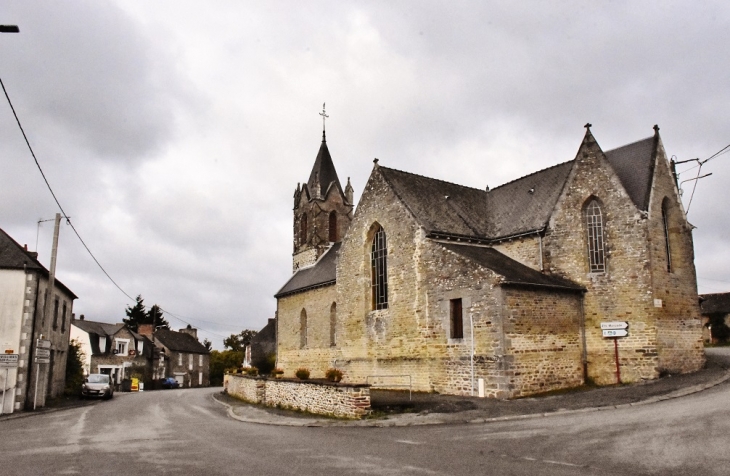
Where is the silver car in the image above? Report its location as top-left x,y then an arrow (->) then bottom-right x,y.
81,374 -> 114,399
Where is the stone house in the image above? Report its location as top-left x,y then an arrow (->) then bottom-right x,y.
699,293 -> 730,343
70,316 -> 156,385
275,125 -> 705,398
0,227 -> 77,413
149,326 -> 210,387
249,318 -> 277,371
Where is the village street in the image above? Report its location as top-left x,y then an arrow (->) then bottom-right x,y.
1,361 -> 730,476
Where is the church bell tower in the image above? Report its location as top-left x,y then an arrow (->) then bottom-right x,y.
292,105 -> 354,272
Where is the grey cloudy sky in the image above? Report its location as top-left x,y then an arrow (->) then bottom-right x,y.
1,1 -> 729,348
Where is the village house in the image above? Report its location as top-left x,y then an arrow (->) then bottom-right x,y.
0,227 -> 77,413
70,316 -> 156,385
699,292 -> 730,343
145,325 -> 210,387
275,124 -> 705,398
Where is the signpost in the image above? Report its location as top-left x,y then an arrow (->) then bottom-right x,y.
601,322 -> 629,384
34,339 -> 51,410
0,354 -> 19,415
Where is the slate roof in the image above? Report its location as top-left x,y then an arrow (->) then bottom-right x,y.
439,243 -> 584,292
700,293 -> 730,314
379,132 -> 658,242
605,136 -> 656,211
72,319 -> 124,337
275,243 -> 340,298
307,135 -> 342,197
154,329 -> 209,354
0,228 -> 77,298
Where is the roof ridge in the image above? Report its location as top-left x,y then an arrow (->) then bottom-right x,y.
604,135 -> 654,154
378,165 -> 488,193
488,159 -> 573,192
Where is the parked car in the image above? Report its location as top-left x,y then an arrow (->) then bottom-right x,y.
159,377 -> 180,389
81,374 -> 114,399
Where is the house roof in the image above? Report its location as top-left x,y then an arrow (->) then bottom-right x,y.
72,318 -> 123,337
275,243 -> 340,298
700,293 -> 730,314
154,329 -> 209,354
307,136 -> 342,198
377,131 -> 659,242
438,243 -> 584,292
0,228 -> 77,298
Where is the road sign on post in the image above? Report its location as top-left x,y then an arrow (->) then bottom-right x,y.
37,339 -> 51,349
601,321 -> 629,330
0,354 -> 19,368
602,329 -> 629,338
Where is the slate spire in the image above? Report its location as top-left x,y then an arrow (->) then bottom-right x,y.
307,135 -> 342,199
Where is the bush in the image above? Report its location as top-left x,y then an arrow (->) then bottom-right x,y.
295,367 -> 310,380
245,366 -> 259,376
64,339 -> 85,396
270,368 -> 284,377
209,350 -> 244,386
325,368 -> 343,382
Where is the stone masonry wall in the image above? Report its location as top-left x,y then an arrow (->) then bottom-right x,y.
501,287 -> 583,397
226,374 -> 370,419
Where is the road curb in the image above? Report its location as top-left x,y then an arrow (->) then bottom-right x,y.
215,368 -> 730,427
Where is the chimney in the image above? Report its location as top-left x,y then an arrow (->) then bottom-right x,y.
138,324 -> 154,337
178,324 -> 198,340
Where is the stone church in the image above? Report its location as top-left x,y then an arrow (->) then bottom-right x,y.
275,124 -> 704,398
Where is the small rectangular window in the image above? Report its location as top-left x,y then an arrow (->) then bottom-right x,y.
450,298 -> 463,339
199,354 -> 203,366
52,297 -> 59,330
178,353 -> 183,366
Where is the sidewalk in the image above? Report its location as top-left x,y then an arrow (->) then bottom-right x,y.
213,347 -> 730,427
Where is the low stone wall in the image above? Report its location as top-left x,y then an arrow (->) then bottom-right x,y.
224,374 -> 371,419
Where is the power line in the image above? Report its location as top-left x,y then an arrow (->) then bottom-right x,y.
2,76 -> 231,340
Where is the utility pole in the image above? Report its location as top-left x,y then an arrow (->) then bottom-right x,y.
35,213 -> 60,408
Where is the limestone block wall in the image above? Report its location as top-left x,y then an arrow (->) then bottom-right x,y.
543,136 -> 660,384
277,285 -> 338,378
502,287 -> 583,397
493,235 -> 542,270
226,374 -> 370,419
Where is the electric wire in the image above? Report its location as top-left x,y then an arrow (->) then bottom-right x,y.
2,76 -> 233,341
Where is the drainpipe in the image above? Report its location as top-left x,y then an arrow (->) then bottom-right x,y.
538,233 -> 544,271
470,311 -> 475,396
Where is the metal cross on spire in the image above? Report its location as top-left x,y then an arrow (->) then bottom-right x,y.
319,103 -> 329,140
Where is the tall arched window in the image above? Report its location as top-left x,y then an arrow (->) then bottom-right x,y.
371,226 -> 388,310
329,211 -> 338,242
329,302 -> 337,347
585,199 -> 606,273
662,199 -> 672,272
300,309 -> 308,349
299,214 -> 308,246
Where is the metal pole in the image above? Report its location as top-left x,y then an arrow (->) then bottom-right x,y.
33,363 -> 39,410
1,367 -> 7,415
614,338 -> 621,384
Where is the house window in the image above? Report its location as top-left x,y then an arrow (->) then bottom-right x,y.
585,199 -> 606,273
199,372 -> 203,386
330,302 -> 337,347
371,226 -> 388,310
52,297 -> 59,330
329,211 -> 338,242
99,336 -> 107,353
178,353 -> 183,366
114,339 -> 129,356
300,214 -> 308,246
61,302 -> 67,333
450,298 -> 464,339
300,309 -> 308,348
199,354 -> 203,366
662,200 -> 672,272
188,354 -> 193,371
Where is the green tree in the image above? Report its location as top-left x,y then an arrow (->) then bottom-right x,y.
123,296 -> 170,331
209,350 -> 244,386
203,338 -> 213,351
64,339 -> 85,396
223,329 -> 257,352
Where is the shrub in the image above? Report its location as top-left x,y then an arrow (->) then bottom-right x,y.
270,368 -> 284,377
245,366 -> 259,376
295,367 -> 310,380
325,368 -> 343,382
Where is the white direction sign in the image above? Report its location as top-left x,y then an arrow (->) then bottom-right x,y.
36,349 -> 51,358
603,329 -> 629,338
0,354 -> 19,368
37,339 -> 51,349
601,321 -> 629,330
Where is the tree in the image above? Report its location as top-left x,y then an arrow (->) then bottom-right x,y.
209,350 -> 244,386
123,295 -> 170,332
223,329 -> 257,352
203,338 -> 213,352
64,339 -> 85,396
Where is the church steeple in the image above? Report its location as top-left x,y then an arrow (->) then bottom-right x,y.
291,107 -> 354,272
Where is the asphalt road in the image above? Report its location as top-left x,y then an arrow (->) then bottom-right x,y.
1,374 -> 729,475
